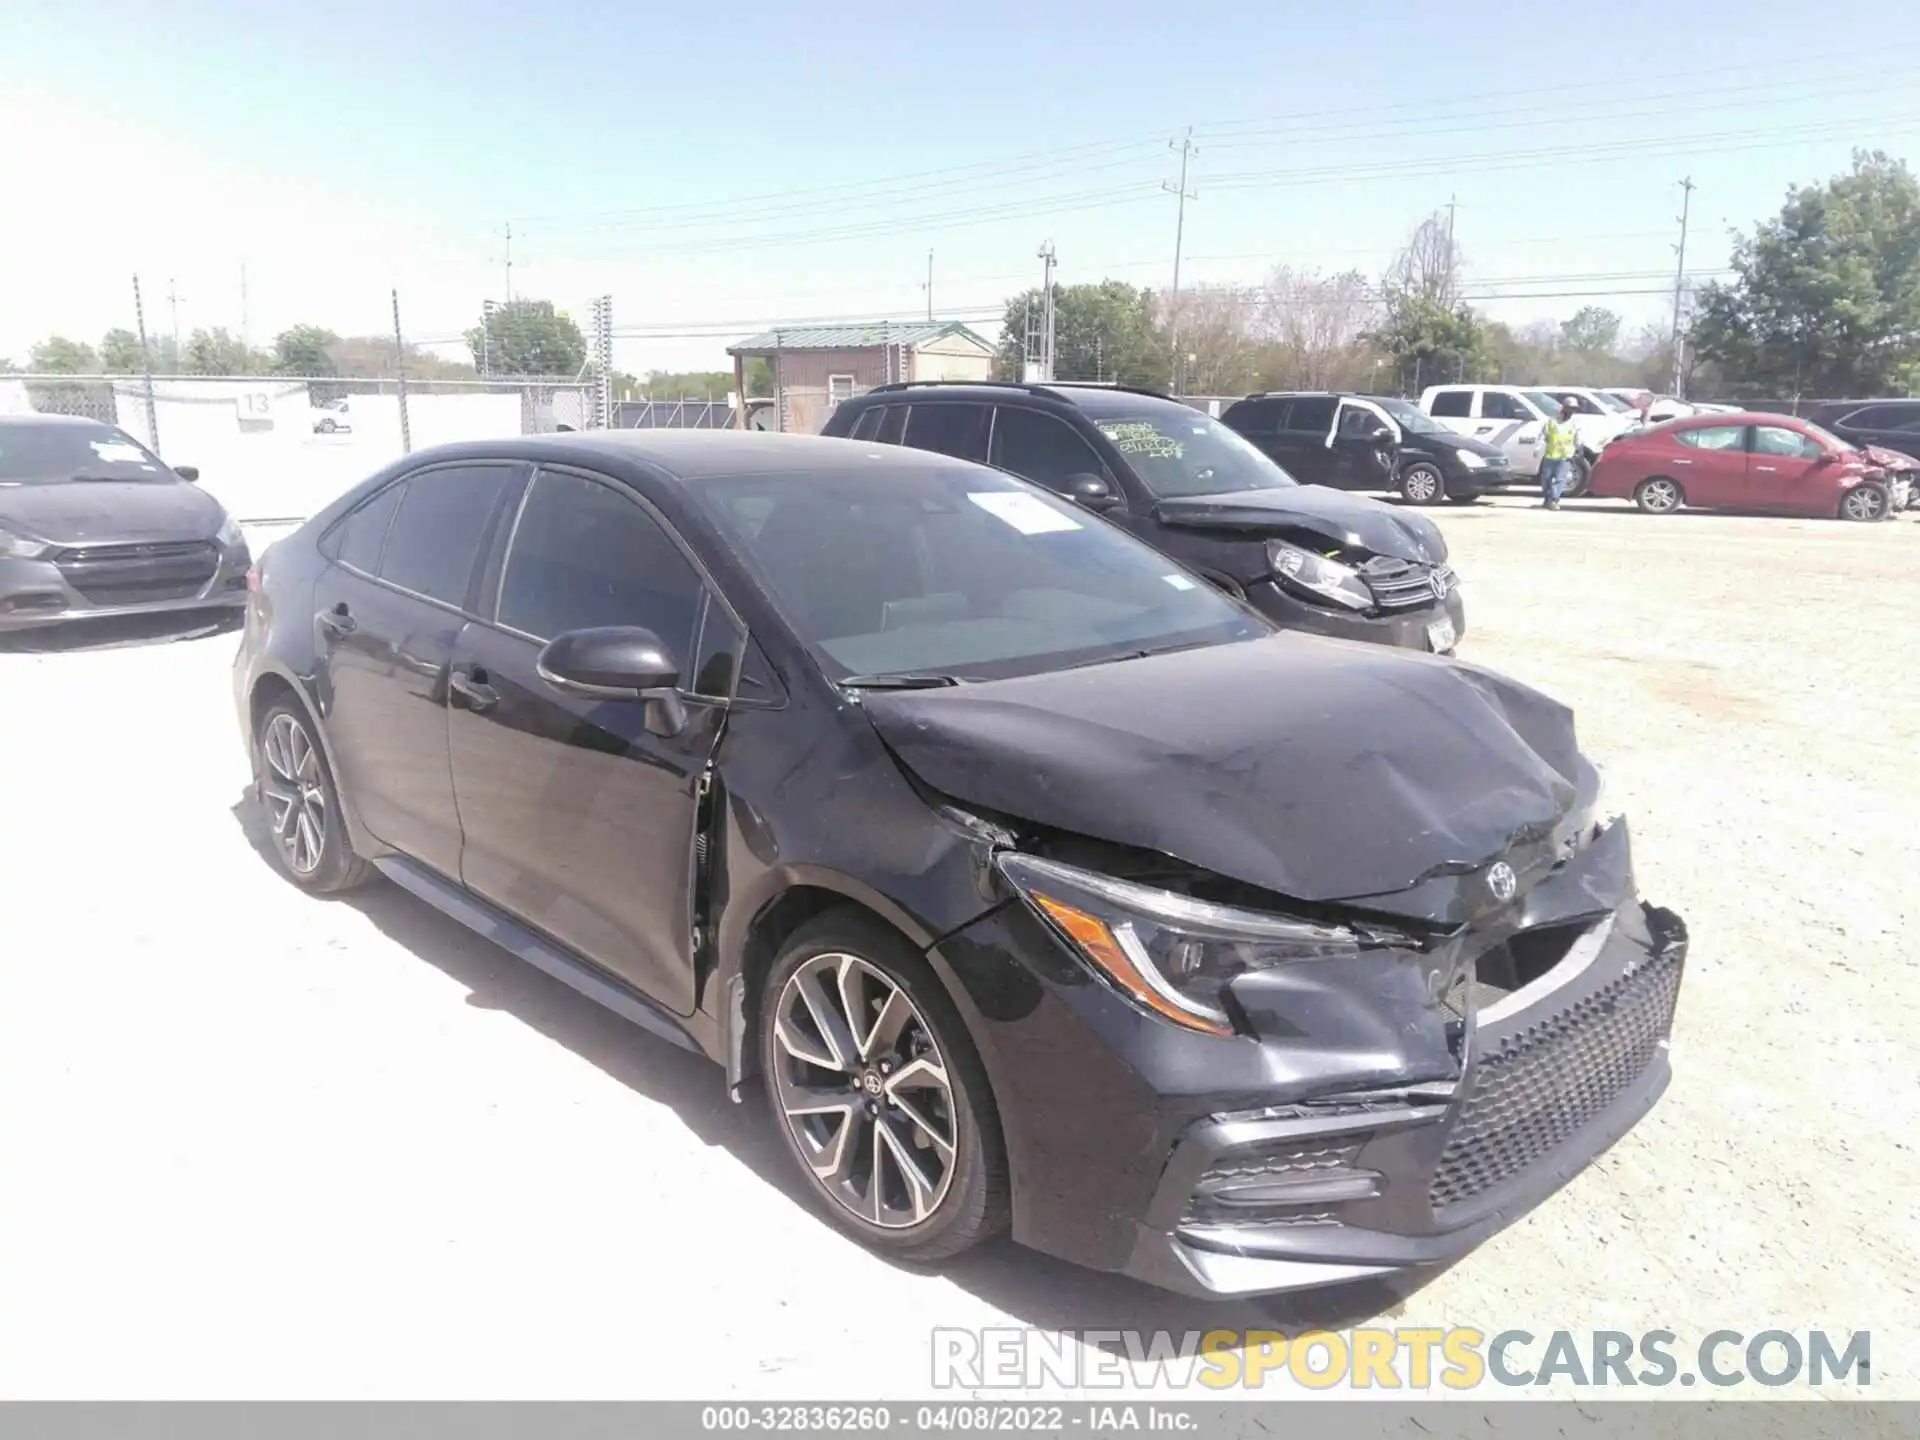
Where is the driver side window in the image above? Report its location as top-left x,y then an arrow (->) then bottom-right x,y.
988,407 -> 1110,494
1752,425 -> 1822,459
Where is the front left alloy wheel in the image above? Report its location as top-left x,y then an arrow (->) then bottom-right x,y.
761,910 -> 1008,1262
1840,483 -> 1890,522
256,701 -> 372,892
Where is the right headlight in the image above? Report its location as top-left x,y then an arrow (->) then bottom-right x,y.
1453,448 -> 1488,469
997,852 -> 1410,1036
1267,540 -> 1372,612
0,523 -> 51,560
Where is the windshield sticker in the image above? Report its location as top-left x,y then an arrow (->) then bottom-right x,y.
89,441 -> 154,468
1101,422 -> 1182,459
967,491 -> 1082,535
1162,573 -> 1198,590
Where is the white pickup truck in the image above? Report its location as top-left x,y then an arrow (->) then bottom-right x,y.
1418,384 -> 1633,494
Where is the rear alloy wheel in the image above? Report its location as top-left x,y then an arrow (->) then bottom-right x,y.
762,912 -> 1007,1261
1839,483 -> 1889,522
1634,477 -> 1684,514
1564,455 -> 1594,498
256,701 -> 372,892
1399,462 -> 1445,505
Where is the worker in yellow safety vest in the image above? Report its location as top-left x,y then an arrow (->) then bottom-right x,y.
1539,401 -> 1579,511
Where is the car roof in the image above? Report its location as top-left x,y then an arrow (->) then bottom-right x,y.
386,428 -> 977,484
852,380 -> 1197,421
0,413 -> 113,429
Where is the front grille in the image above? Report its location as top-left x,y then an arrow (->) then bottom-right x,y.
53,540 -> 219,605
1429,947 -> 1681,1212
1361,557 -> 1452,611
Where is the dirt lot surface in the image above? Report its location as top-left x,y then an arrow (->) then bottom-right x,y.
0,502 -> 1914,1412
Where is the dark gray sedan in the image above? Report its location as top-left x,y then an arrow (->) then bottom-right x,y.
0,414 -> 251,632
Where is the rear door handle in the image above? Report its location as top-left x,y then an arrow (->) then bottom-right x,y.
1755,465 -> 1778,472
449,669 -> 499,711
317,603 -> 356,635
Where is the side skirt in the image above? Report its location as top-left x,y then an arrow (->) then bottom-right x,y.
372,855 -> 704,1058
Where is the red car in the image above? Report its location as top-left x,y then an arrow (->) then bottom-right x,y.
1588,412 -> 1905,521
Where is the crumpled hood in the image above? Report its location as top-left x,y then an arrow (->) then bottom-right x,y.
1863,444 -> 1918,473
1152,485 -> 1445,563
863,634 -> 1586,906
0,480 -> 222,546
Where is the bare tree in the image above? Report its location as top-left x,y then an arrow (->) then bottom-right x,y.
1254,267 -> 1379,389
1164,283 -> 1262,395
1383,212 -> 1462,309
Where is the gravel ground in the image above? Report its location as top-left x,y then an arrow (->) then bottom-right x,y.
0,501 -> 1914,1412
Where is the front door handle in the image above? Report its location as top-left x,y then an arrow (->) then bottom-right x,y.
449,669 -> 499,711
1755,465 -> 1778,472
317,603 -> 356,635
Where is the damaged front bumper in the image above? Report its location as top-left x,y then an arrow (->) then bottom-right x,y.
935,816 -> 1685,1298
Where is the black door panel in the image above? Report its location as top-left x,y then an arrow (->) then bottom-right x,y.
446,622 -> 721,1012
314,566 -> 464,877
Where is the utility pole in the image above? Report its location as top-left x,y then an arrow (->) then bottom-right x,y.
1164,127 -> 1198,393
923,250 -> 934,322
166,278 -> 182,360
1443,195 -> 1460,302
240,263 -> 250,350
1670,177 -> 1695,397
131,275 -> 159,453
504,222 -> 514,302
1037,242 -> 1057,382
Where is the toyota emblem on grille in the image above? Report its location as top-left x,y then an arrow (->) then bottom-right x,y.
1486,862 -> 1518,902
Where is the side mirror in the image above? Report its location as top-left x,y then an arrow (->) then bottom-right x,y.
175,465 -> 200,482
1063,472 -> 1120,510
536,625 -> 687,736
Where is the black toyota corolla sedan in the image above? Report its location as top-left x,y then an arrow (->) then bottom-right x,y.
234,430 -> 1686,1298
0,414 -> 250,632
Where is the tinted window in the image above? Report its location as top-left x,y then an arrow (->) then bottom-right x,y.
1481,392 -> 1529,421
332,482 -> 405,572
1283,396 -> 1337,431
690,464 -> 1262,682
1675,425 -> 1746,451
1222,398 -> 1283,433
690,598 -> 744,699
905,403 -> 991,464
876,406 -> 908,445
1752,425 -> 1822,459
1542,390 -> 1604,415
1337,403 -> 1383,436
848,406 -> 884,442
378,465 -> 512,606
989,407 -> 1107,492
1843,403 -> 1920,431
498,469 -> 704,656
1429,390 -> 1472,418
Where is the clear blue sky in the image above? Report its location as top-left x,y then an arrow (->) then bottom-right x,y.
4,0 -> 1918,372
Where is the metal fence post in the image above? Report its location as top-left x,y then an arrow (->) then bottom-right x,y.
131,274 -> 160,454
392,288 -> 412,455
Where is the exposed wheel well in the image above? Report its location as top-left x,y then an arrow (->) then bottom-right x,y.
249,672 -> 302,739
734,886 -> 932,1084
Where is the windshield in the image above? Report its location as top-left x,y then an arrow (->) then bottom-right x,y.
1372,397 -> 1446,434
1526,390 -> 1571,417
0,424 -> 175,486
1590,390 -> 1632,413
1804,421 -> 1848,450
691,464 -> 1266,681
1095,412 -> 1297,497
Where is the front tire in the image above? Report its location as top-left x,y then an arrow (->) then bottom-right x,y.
256,701 -> 372,892
1398,462 -> 1445,505
1839,483 -> 1889,522
760,909 -> 1009,1263
1635,476 -> 1685,514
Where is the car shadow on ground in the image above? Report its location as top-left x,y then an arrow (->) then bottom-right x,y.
229,792 -> 1454,1341
0,609 -> 241,654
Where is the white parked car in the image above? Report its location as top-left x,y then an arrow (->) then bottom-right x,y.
310,398 -> 352,434
1600,388 -> 1700,424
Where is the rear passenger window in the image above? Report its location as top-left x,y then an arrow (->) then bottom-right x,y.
378,465 -> 513,606
904,403 -> 991,464
329,481 -> 405,574
1224,399 -> 1283,433
875,406 -> 908,445
1429,390 -> 1472,418
1676,425 -> 1747,451
498,469 -> 705,657
848,406 -> 884,442
1282,396 -> 1337,431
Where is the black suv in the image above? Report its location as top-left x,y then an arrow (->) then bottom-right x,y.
823,382 -> 1466,655
234,430 -> 1685,1299
1221,392 -> 1511,505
